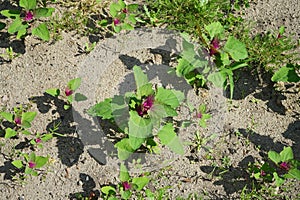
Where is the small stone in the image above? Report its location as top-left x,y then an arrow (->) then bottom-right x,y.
77,180 -> 83,186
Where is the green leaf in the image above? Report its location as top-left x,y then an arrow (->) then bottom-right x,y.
32,23 -> 50,41
148,103 -> 168,121
119,163 -> 130,182
74,93 -> 87,102
45,88 -> 60,97
20,0 -> 37,10
17,28 -> 27,39
220,52 -> 230,66
113,25 -> 122,33
224,36 -> 248,61
280,146 -> 294,161
204,21 -> 224,39
279,26 -> 285,35
286,168 -> 300,180
132,177 -> 149,191
101,186 -> 116,195
176,58 -> 195,77
111,95 -> 129,131
137,83 -> 154,98
271,64 -> 300,82
128,4 -> 138,12
35,156 -> 48,168
34,8 -> 54,18
268,151 -> 281,164
133,66 -> 149,94
0,112 -> 14,122
156,88 -> 184,108
0,10 -> 20,18
273,172 -> 285,186
87,98 -> 113,119
22,111 -> 37,123
12,160 -> 24,169
207,71 -> 226,87
64,104 -> 71,110
157,123 -> 184,155
121,23 -> 134,30
22,130 -> 31,135
5,128 -> 17,138
128,14 -> 137,24
8,18 -> 28,34
115,138 -> 135,160
110,2 -> 122,17
68,78 -> 81,91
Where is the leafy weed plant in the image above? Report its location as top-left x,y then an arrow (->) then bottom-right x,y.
88,65 -> 185,160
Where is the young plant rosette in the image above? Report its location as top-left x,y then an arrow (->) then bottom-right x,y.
88,65 -> 185,160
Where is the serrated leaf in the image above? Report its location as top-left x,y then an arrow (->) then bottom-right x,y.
271,64 -> 300,82
12,160 -> 23,169
5,128 -> 17,138
120,163 -> 130,181
32,23 -> 50,41
87,98 -> 113,119
22,111 -> 37,123
74,93 -> 87,102
101,186 -> 116,195
132,177 -> 149,191
280,146 -> 294,161
45,88 -> 60,97
157,123 -> 184,155
224,36 -> 248,61
0,112 -> 14,122
156,88 -> 184,108
20,0 -> 37,10
204,21 -> 224,39
115,138 -> 135,160
0,10 -> 20,18
268,151 -> 281,164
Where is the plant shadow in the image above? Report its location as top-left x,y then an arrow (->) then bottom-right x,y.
69,173 -> 100,200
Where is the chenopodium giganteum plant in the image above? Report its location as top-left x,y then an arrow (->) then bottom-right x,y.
176,21 -> 248,99
0,0 -> 54,41
88,66 -> 185,160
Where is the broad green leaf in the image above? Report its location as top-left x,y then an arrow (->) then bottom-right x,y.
268,151 -> 281,164
121,23 -> 134,30
32,23 -> 50,41
132,177 -> 149,191
67,77 -> 81,91
0,10 -> 20,18
0,112 -> 14,122
41,133 -> 53,141
157,123 -> 184,155
45,88 -> 60,97
271,64 -> 300,82
204,21 -> 224,39
17,28 -> 27,39
136,83 -> 154,99
8,18 -> 28,34
110,2 -> 122,17
20,0 -> 37,10
207,71 -> 226,88
74,93 -> 87,102
285,168 -> 300,180
64,104 -> 71,110
224,36 -> 248,61
35,156 -> 48,168
220,52 -> 230,66
128,14 -> 136,24
133,66 -> 148,93
280,146 -> 294,161
121,190 -> 132,200
22,111 -> 37,123
34,8 -> 54,18
25,166 -> 34,175
128,4 -> 138,12
148,103 -> 168,121
114,25 -> 121,33
115,138 -> 135,160
128,135 -> 145,150
119,163 -> 130,181
5,128 -> 17,138
176,58 -> 195,77
155,88 -> 184,108
87,98 -> 113,119
101,186 -> 116,195
22,130 -> 31,135
273,172 -> 285,186
12,160 -> 24,169
111,95 -> 129,131
279,26 -> 285,35
128,111 -> 152,138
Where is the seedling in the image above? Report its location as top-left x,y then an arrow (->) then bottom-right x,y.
0,0 -> 54,41
88,65 -> 185,160
0,47 -> 19,62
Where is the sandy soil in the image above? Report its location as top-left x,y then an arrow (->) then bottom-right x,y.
0,0 -> 299,199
